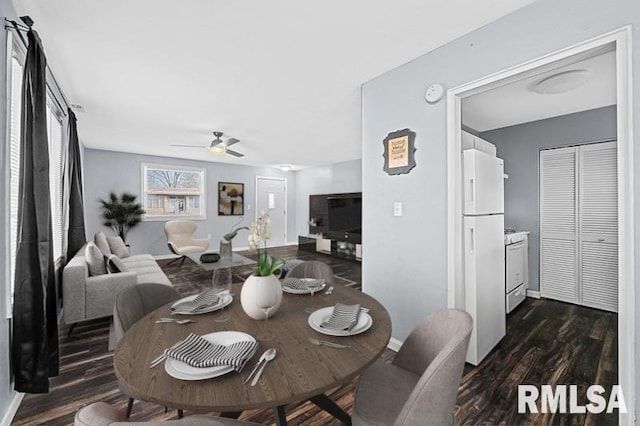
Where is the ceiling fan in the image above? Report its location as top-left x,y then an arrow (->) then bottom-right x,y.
171,131 -> 245,157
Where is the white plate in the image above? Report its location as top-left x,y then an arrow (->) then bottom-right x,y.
164,331 -> 257,381
281,279 -> 327,295
171,293 -> 233,315
307,306 -> 373,337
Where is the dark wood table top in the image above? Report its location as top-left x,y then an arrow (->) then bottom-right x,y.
113,283 -> 392,412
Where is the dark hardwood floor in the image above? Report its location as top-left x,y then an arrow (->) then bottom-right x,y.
12,246 -> 617,425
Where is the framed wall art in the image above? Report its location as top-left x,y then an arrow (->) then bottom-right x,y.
382,128 -> 416,175
218,182 -> 244,216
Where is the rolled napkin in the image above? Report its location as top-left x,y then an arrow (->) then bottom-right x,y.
320,303 -> 361,331
171,289 -> 221,314
283,277 -> 324,291
165,333 -> 257,371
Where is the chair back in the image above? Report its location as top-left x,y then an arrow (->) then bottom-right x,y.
285,260 -> 334,285
164,220 -> 198,248
113,284 -> 181,342
392,309 -> 473,426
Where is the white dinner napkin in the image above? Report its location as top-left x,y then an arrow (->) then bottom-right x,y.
171,289 -> 221,314
165,333 -> 257,371
283,277 -> 324,291
320,303 -> 361,331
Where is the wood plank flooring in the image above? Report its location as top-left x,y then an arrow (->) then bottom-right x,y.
12,246 -> 617,425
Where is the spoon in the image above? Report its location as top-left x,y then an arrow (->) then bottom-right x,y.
250,348 -> 277,386
243,349 -> 271,384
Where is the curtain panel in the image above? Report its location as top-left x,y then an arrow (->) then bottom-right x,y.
65,108 -> 86,261
12,29 -> 60,393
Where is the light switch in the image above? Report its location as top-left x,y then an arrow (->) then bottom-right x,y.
393,202 -> 402,217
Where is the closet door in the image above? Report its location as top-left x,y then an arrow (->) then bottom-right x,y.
579,142 -> 618,312
539,147 -> 579,304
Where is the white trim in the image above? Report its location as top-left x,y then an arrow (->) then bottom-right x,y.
446,27 -> 634,425
254,176 -> 288,246
4,29 -> 13,319
0,391 -> 24,426
387,337 -> 402,352
526,290 -> 541,299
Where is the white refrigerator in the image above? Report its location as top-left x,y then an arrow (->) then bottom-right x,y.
463,149 -> 506,366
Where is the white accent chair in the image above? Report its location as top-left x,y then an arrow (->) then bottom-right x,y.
353,309 -> 473,426
164,220 -> 210,266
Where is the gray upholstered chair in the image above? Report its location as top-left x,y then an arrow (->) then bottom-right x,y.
353,309 -> 473,426
113,284 -> 182,418
284,260 -> 334,285
74,402 -> 259,425
164,220 -> 210,266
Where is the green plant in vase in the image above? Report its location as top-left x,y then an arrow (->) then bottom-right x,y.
99,192 -> 145,242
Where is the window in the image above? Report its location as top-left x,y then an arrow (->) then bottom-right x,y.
46,101 -> 64,263
142,164 -> 206,220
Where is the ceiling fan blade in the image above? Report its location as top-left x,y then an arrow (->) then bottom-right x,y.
226,138 -> 240,147
170,144 -> 206,148
226,149 -> 244,158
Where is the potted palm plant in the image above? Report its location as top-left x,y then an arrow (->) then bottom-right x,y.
99,192 -> 145,243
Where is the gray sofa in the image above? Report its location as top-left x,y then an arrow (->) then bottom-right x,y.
63,243 -> 172,326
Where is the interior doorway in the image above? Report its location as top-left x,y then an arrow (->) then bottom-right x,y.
447,27 -> 633,424
255,176 -> 287,247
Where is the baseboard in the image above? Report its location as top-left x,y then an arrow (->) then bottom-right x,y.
526,290 -> 541,299
387,337 -> 402,352
0,391 -> 24,426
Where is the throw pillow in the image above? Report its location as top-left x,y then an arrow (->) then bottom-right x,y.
94,232 -> 112,256
85,241 -> 107,276
107,236 -> 130,258
106,254 -> 129,273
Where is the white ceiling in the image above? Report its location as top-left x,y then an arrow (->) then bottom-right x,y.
462,50 -> 616,132
13,0 -> 535,169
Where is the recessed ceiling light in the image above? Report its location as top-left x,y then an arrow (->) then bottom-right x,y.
532,69 -> 592,95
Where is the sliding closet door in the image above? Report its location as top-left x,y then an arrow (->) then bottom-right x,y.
579,142 -> 618,312
539,142 -> 618,313
539,147 -> 579,304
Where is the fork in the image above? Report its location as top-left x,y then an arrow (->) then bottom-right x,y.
149,341 -> 182,368
308,338 -> 351,349
155,318 -> 194,324
324,286 -> 334,295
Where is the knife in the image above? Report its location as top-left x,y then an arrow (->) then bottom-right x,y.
243,350 -> 268,384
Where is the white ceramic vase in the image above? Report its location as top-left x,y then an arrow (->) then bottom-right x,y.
240,274 -> 283,320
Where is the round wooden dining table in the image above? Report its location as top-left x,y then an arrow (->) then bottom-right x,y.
113,282 -> 392,425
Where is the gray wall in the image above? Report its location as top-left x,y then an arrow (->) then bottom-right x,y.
83,149 -> 297,255
361,0 -> 640,416
294,159 -> 362,237
0,0 -> 20,421
480,106 -> 617,292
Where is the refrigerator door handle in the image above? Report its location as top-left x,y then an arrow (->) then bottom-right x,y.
469,178 -> 475,206
469,227 -> 475,254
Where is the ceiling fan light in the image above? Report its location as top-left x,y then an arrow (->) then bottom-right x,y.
209,145 -> 226,154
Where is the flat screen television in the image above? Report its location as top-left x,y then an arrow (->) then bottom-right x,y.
327,193 -> 362,234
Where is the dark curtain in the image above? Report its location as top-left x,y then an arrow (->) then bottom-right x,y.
12,29 -> 60,393
65,108 -> 86,260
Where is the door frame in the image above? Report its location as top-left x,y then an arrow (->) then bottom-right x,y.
254,176 -> 288,246
446,26 -> 634,424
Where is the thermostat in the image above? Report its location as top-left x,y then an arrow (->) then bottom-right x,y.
425,84 -> 444,103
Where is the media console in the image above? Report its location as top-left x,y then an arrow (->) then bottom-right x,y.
298,234 -> 362,262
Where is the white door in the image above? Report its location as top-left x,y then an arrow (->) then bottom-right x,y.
539,142 -> 618,312
256,177 -> 287,247
463,149 -> 504,215
464,214 -> 505,365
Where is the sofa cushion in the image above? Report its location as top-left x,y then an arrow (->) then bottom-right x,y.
85,242 -> 107,276
106,254 -> 129,273
107,236 -> 130,258
94,232 -> 111,256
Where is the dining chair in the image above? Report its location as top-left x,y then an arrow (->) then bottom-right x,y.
284,260 -> 334,284
74,402 -> 259,425
352,309 -> 473,426
113,283 -> 182,418
164,220 -> 210,266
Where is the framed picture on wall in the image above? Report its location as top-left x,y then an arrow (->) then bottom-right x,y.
218,182 -> 244,216
382,128 -> 416,175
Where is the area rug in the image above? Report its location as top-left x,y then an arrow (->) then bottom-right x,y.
159,257 -> 360,297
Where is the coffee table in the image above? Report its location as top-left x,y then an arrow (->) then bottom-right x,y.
113,284 -> 391,425
188,252 -> 257,271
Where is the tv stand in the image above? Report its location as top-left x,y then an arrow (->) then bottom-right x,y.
298,234 -> 362,262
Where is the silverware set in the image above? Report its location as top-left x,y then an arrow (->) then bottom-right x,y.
243,348 -> 277,386
155,318 -> 194,324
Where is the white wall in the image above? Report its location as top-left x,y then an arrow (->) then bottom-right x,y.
294,159 -> 362,237
361,0 -> 640,415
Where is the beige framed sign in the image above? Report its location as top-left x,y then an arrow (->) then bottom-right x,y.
382,129 -> 416,175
